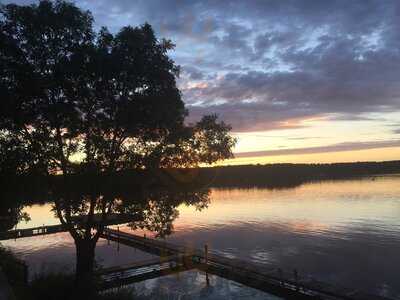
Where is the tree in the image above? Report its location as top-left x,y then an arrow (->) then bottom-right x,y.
49,178 -> 210,297
0,177 -> 210,298
0,0 -> 235,294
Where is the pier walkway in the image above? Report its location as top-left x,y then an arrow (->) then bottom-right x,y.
100,228 -> 390,300
97,254 -> 201,289
0,224 -> 392,300
0,214 -> 139,240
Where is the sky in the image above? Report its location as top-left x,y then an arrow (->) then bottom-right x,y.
4,0 -> 400,164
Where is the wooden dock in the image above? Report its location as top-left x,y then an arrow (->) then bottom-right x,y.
101,228 -> 392,300
0,224 -> 67,240
0,225 -> 392,300
0,214 -> 140,241
97,255 -> 202,290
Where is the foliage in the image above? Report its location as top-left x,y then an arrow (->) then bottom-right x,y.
0,0 -> 234,293
0,246 -> 28,299
0,189 -> 30,232
28,272 -> 74,300
25,271 -> 138,300
0,0 -> 235,178
0,0 -> 94,176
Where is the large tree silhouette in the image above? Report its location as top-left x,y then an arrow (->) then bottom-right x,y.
0,177 -> 210,298
48,178 -> 210,297
0,0 -> 235,294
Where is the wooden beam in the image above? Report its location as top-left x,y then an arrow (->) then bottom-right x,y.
101,228 -> 392,300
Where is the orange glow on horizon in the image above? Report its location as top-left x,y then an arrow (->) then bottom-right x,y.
216,146 -> 400,166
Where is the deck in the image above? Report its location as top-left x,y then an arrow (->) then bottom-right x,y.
100,228 -> 390,300
0,214 -> 140,240
0,224 -> 392,300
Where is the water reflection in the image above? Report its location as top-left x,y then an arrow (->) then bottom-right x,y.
2,175 -> 400,299
165,175 -> 400,299
107,270 -> 281,300
0,177 -> 212,296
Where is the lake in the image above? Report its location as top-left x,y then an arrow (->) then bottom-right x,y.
3,174 -> 400,299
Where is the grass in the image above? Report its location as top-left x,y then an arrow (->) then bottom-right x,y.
0,246 -> 147,299
0,246 -> 29,299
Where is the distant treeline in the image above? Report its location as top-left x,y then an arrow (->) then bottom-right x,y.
195,160 -> 400,188
2,161 -> 400,196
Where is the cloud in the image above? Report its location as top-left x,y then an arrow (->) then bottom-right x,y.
386,123 -> 400,134
184,56 -> 400,131
235,140 -> 400,158
181,66 -> 204,80
4,0 -> 400,132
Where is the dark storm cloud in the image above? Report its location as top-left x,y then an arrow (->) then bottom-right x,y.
4,0 -> 400,132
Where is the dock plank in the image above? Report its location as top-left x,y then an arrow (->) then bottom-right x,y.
101,228 -> 393,300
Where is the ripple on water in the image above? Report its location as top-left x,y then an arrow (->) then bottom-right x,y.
250,248 -> 276,265
5,175 -> 400,299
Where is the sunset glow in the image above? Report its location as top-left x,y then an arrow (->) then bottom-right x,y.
4,0 -> 400,164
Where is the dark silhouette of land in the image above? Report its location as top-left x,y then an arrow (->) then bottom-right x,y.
85,160 -> 398,189
3,160 -> 399,197
196,160 -> 400,188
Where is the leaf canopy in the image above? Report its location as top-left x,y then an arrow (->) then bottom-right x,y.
0,0 -> 236,177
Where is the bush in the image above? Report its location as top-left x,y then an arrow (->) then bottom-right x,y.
0,246 -> 29,299
29,272 -> 75,300
0,247 -> 144,300
99,288 -> 137,300
29,272 -> 143,300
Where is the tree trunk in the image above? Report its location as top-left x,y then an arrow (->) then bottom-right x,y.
74,238 -> 97,297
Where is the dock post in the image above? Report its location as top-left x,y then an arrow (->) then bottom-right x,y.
22,262 -> 28,285
117,226 -> 120,252
205,244 -> 210,286
294,269 -> 299,291
278,268 -> 283,286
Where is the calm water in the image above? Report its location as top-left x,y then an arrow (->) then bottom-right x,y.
3,175 -> 400,299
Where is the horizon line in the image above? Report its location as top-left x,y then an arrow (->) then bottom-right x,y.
233,140 -> 400,158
